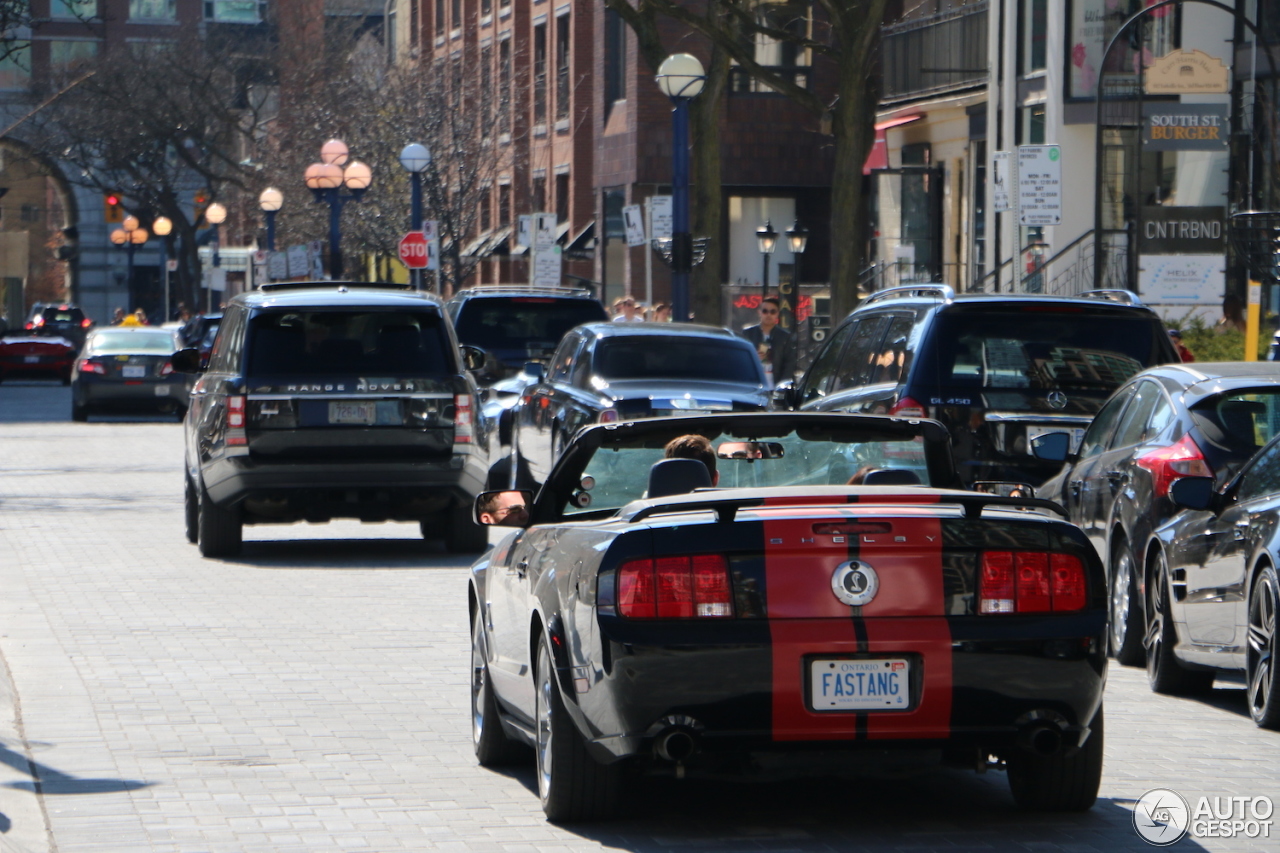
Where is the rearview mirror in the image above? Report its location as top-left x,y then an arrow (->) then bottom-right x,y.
1169,476 -> 1216,511
717,441 -> 785,460
972,480 -> 1037,499
1030,432 -> 1071,462
474,489 -> 535,527
170,347 -> 202,373
461,345 -> 486,372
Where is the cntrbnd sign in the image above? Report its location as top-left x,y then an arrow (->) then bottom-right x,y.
1139,206 -> 1225,254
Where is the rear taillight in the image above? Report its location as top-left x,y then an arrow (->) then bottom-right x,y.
226,395 -> 247,446
889,396 -> 926,418
160,361 -> 174,376
77,358 -> 105,375
617,554 -> 733,619
1134,434 -> 1213,499
80,318 -> 92,328
453,393 -> 473,444
979,551 -> 1086,613
599,408 -> 619,424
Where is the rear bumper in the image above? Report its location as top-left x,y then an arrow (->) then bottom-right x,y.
77,377 -> 189,405
566,613 -> 1106,765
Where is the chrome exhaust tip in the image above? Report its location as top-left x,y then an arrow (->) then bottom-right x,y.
654,728 -> 697,763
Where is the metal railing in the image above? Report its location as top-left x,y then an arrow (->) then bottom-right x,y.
880,1 -> 988,103
969,231 -> 1131,296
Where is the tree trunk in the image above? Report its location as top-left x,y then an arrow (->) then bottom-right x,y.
690,41 -> 730,325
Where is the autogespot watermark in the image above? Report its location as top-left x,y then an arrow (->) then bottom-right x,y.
1133,788 -> 1274,846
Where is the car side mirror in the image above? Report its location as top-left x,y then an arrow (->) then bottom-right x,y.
170,347 -> 202,373
771,379 -> 797,410
1169,476 -> 1217,511
1030,432 -> 1071,462
461,345 -> 486,372
522,362 -> 545,384
474,489 -> 535,527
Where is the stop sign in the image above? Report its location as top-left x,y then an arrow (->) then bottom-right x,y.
399,231 -> 429,269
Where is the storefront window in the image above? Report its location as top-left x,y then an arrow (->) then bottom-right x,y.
129,0 -> 176,20
1067,0 -> 1178,100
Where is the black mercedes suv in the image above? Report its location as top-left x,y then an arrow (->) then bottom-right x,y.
174,282 -> 492,557
776,285 -> 1180,486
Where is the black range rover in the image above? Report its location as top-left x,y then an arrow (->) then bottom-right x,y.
176,283 -> 492,557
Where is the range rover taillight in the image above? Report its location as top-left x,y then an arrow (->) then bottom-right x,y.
979,551 -> 1086,614
618,555 -> 733,619
453,393 -> 473,443
226,395 -> 247,446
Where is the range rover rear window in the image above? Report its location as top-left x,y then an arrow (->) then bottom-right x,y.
246,310 -> 452,377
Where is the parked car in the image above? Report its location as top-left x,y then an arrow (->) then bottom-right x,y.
446,286 -> 609,383
513,322 -> 769,485
1144,432 -> 1280,728
172,282 -> 492,557
468,412 -> 1106,820
0,328 -> 77,384
775,286 -> 1180,487
70,326 -> 188,421
25,302 -> 93,349
1035,362 -> 1280,665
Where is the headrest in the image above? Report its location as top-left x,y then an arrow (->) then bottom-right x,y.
647,458 -> 712,499
860,468 -> 922,486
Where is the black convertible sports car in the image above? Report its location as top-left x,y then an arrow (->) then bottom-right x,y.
468,413 -> 1107,821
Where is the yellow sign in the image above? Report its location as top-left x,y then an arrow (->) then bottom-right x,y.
1145,49 -> 1229,95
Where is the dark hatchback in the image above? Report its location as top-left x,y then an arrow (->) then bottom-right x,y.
513,322 -> 768,484
445,287 -> 608,382
175,283 -> 492,557
1037,362 -> 1280,666
777,286 -> 1179,487
25,302 -> 93,349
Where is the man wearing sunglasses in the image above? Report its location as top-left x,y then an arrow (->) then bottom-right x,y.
738,295 -> 796,389
477,491 -> 530,527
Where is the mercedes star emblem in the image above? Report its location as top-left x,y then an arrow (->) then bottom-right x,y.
831,561 -> 880,607
1047,391 -> 1069,410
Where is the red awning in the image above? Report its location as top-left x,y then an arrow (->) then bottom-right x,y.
863,114 -> 924,175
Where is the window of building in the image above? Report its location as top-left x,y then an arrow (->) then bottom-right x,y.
1017,104 -> 1046,145
534,23 -> 547,126
1019,0 -> 1046,75
481,0 -> 491,19
733,1 -> 811,93
386,5 -> 397,64
499,183 -> 511,224
49,40 -> 99,72
555,172 -> 569,223
533,175 -> 546,213
451,53 -> 462,108
51,0 -> 96,19
410,0 -> 419,46
20,204 -> 38,223
555,13 -> 570,122
204,0 -> 262,22
481,189 -> 492,231
435,0 -> 445,41
451,0 -> 461,32
0,42 -> 30,90
480,45 -> 492,137
604,9 -> 626,110
130,0 -> 176,20
499,37 -> 512,137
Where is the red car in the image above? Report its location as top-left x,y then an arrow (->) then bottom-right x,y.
0,331 -> 77,384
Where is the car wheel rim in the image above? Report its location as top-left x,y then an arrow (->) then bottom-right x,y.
1146,557 -> 1167,681
1112,549 -> 1133,651
471,627 -> 486,747
536,653 -> 553,801
1247,574 -> 1277,720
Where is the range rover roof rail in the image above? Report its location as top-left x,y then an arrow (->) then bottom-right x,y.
452,284 -> 595,297
258,281 -> 417,292
859,283 -> 956,308
1079,289 -> 1144,306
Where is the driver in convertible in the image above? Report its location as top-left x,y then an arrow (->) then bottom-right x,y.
664,434 -> 720,486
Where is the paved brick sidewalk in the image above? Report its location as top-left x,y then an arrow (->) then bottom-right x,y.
1,381 -> 1277,852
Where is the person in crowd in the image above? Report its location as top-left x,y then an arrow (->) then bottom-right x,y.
738,296 -> 797,388
1169,329 -> 1195,363
652,302 -> 672,323
612,296 -> 643,322
119,310 -> 143,327
110,307 -> 126,325
172,302 -> 188,323
664,434 -> 719,486
477,491 -> 529,527
1216,294 -> 1247,334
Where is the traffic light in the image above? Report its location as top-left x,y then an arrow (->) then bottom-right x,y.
194,188 -> 209,223
104,192 -> 124,223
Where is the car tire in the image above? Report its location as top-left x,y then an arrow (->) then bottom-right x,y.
1246,564 -> 1280,729
1146,551 -> 1215,695
472,610 -> 525,765
61,373 -> 71,386
445,507 -> 489,554
1006,705 -> 1104,812
71,400 -> 88,422
197,479 -> 242,558
183,474 -> 199,544
1110,539 -> 1145,667
535,634 -> 620,822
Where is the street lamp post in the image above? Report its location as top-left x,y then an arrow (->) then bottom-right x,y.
305,139 -> 372,278
204,202 -> 227,314
111,215 -> 150,312
780,220 -> 808,333
756,219 -> 777,301
153,216 -> 173,321
259,187 -> 283,252
399,143 -> 432,291
655,54 -> 706,322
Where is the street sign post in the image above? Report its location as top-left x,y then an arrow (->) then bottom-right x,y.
399,231 -> 430,269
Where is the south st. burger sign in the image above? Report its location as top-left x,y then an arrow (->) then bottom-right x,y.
1143,103 -> 1228,151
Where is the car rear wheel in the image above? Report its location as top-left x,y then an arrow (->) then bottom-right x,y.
446,507 -> 489,554
71,400 -> 88,422
183,474 -> 199,544
1006,705 -> 1103,812
197,480 -> 242,558
1246,565 -> 1280,729
1110,539 -> 1145,666
472,610 -> 525,765
535,635 -> 620,822
1146,551 -> 1215,695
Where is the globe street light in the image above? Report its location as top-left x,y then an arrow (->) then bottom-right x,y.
781,220 -> 809,332
756,219 -> 777,301
111,216 -> 150,312
204,202 -> 228,312
258,187 -> 283,252
153,216 -> 173,321
655,53 -> 706,322
306,139 -> 371,278
399,143 -> 432,291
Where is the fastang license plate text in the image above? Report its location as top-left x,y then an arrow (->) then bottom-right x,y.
810,658 -> 910,711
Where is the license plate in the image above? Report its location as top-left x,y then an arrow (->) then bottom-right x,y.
1026,426 -> 1085,454
122,365 -> 146,378
329,401 -> 377,425
23,355 -> 39,363
809,658 -> 910,711
154,385 -> 169,396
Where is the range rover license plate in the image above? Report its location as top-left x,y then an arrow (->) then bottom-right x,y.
809,658 -> 910,711
329,402 -> 377,425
